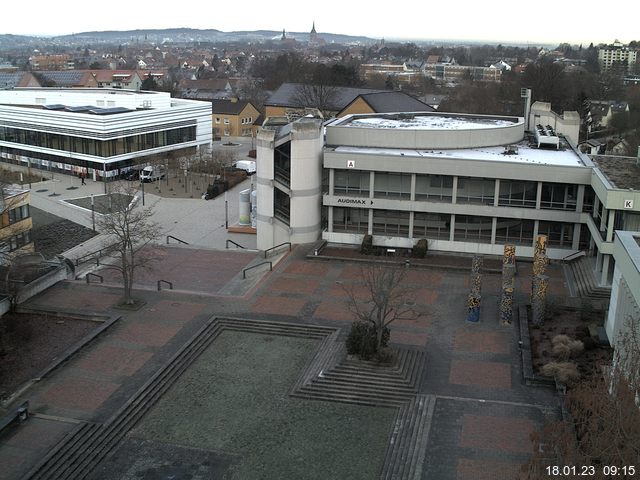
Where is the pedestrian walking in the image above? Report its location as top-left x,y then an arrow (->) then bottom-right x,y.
80,172 -> 86,185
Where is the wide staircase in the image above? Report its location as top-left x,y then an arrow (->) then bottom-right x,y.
567,256 -> 612,299
21,318 -> 335,480
291,334 -> 433,480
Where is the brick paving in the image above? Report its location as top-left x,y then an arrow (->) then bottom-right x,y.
0,246 -> 568,480
449,359 -> 512,389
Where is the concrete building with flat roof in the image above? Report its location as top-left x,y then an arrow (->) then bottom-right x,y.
0,88 -> 212,180
257,111 -> 640,287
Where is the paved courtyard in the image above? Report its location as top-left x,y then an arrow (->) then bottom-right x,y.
0,245 -> 565,479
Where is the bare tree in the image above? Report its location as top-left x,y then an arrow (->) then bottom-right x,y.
292,83 -> 340,119
96,185 -> 161,305
521,314 -> 640,480
342,264 -> 418,354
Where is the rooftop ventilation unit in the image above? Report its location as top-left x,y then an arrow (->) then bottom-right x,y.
534,124 -> 559,149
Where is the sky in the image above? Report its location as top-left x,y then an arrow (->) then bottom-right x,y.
3,0 -> 638,46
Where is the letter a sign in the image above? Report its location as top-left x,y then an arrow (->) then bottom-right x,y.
347,160 -> 356,169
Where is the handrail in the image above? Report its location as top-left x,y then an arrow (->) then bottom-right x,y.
166,235 -> 189,245
243,261 -> 272,279
264,242 -> 291,258
86,273 -> 104,284
157,279 -> 173,291
562,250 -> 585,264
226,239 -> 247,249
75,242 -> 119,266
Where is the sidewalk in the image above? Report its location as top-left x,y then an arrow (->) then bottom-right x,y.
20,169 -> 258,252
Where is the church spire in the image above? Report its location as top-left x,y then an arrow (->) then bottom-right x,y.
311,21 -> 316,34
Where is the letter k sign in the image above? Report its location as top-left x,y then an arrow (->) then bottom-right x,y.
624,199 -> 634,209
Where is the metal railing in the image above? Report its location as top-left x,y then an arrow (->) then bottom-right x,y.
264,242 -> 291,258
243,261 -> 272,279
75,242 -> 118,267
226,239 -> 247,249
85,273 -> 104,284
562,250 -> 585,264
157,280 -> 174,291
166,235 -> 189,245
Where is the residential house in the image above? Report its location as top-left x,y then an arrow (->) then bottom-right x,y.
338,91 -> 434,116
211,99 -> 261,138
0,72 -> 41,89
0,187 -> 34,264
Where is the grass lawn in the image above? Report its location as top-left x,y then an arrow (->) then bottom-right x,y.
132,330 -> 396,479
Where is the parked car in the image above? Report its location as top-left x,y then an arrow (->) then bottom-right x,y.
140,165 -> 166,183
123,166 -> 143,181
232,160 -> 256,174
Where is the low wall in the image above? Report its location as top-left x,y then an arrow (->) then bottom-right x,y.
15,263 -> 72,305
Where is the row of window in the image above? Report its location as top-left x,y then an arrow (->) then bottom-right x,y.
333,170 -> 587,211
0,126 -> 196,158
1,204 -> 30,227
331,207 -> 585,249
215,118 -> 230,124
1,229 -> 33,253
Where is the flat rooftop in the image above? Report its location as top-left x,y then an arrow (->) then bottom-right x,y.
334,139 -> 586,167
590,155 -> 640,190
342,114 -> 518,130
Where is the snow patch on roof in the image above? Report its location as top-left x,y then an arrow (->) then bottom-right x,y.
344,115 -> 516,130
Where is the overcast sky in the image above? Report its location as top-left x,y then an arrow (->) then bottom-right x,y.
4,0 -> 637,46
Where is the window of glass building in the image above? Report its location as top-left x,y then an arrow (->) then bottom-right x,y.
498,180 -> 537,208
453,215 -> 493,243
540,183 -> 577,210
415,174 -> 453,202
373,172 -> 411,199
333,207 -> 368,233
333,169 -> 370,196
538,221 -> 574,248
495,218 -> 535,245
456,177 -> 495,205
274,188 -> 290,225
413,212 -> 451,240
582,186 -> 595,213
372,209 -> 410,236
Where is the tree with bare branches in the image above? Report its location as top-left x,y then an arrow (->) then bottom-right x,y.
342,264 -> 418,359
96,186 -> 161,305
521,314 -> 640,480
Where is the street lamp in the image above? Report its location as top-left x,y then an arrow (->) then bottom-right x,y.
91,194 -> 95,231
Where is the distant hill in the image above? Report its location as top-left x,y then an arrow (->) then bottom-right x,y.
49,28 -> 375,45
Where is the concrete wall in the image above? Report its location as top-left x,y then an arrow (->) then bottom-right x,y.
15,262 -> 72,305
529,102 -> 580,147
606,231 -> 640,345
326,113 -> 525,149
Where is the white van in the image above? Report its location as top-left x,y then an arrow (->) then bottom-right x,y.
232,160 -> 256,174
140,165 -> 166,183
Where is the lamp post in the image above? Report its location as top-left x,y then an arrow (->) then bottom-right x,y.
224,191 -> 228,229
141,177 -> 145,206
91,194 -> 95,232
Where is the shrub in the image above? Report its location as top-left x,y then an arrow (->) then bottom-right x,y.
582,336 -> 597,350
551,334 -> 571,346
541,361 -> 580,385
568,340 -> 585,357
375,346 -> 395,364
552,343 -> 571,361
345,321 -> 390,360
411,238 -> 428,258
360,234 -> 374,255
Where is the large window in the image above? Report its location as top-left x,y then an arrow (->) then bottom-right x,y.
495,218 -> 535,245
373,172 -> 411,199
334,169 -> 370,196
274,188 -> 290,225
413,212 -> 451,240
498,180 -> 537,208
415,174 -> 453,202
0,126 -> 196,158
4,204 -> 30,226
333,207 -> 368,233
372,209 -> 410,237
456,177 -> 495,205
538,221 -> 574,248
274,141 -> 291,187
453,215 -> 492,243
540,183 -> 577,210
